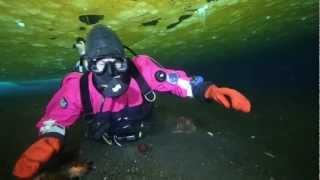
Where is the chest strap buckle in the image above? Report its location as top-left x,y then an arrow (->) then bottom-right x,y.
144,91 -> 156,103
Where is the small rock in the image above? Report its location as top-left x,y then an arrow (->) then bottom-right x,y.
172,116 -> 196,134
264,152 -> 275,158
207,131 -> 214,137
137,143 -> 151,154
160,170 -> 165,177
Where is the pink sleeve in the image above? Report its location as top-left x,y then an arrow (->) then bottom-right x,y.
36,72 -> 83,131
133,55 -> 193,98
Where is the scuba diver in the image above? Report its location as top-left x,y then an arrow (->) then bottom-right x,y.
13,24 -> 251,179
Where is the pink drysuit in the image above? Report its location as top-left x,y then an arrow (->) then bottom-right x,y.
36,55 -> 207,137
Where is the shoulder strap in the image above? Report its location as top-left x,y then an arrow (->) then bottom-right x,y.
80,72 -> 93,119
128,60 -> 156,103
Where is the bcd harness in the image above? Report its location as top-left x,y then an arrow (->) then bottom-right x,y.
80,60 -> 156,146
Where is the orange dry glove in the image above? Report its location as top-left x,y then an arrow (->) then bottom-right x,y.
205,85 -> 251,113
13,137 -> 61,179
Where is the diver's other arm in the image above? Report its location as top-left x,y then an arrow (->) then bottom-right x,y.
13,73 -> 83,178
13,137 -> 62,178
13,120 -> 66,178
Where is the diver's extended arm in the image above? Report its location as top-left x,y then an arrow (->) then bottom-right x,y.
134,55 -> 251,113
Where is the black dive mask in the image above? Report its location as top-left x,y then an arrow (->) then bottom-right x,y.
85,24 -> 130,97
91,57 -> 130,97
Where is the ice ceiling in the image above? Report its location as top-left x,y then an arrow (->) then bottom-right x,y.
0,0 -> 317,81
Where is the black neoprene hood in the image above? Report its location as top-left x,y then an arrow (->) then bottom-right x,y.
85,24 -> 125,60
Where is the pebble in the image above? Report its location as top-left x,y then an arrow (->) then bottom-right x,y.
264,152 -> 275,158
207,131 -> 214,137
160,170 -> 165,177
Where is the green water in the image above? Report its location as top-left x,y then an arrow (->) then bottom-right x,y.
0,37 -> 317,179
